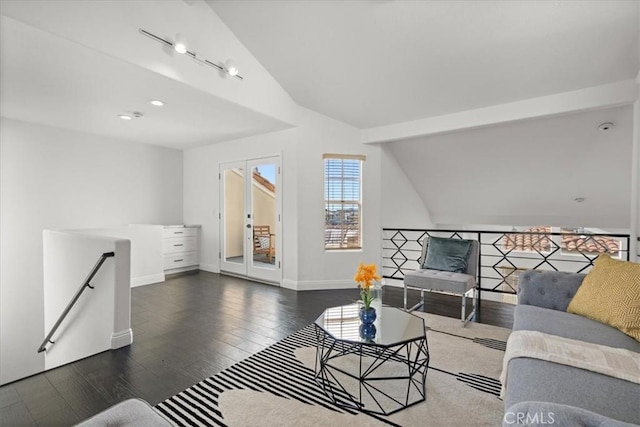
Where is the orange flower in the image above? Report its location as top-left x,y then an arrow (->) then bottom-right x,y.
355,262 -> 381,310
354,262 -> 381,291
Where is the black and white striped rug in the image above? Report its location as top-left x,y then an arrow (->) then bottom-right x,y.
155,313 -> 509,427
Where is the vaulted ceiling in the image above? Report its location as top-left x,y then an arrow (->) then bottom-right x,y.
387,105 -> 634,228
0,16 -> 290,150
0,1 -> 297,150
207,0 -> 638,128
206,0 -> 639,229
1,0 -> 638,228
3,1 -> 638,145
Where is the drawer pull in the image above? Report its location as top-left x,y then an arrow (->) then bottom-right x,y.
174,259 -> 184,262
174,244 -> 184,247
174,231 -> 184,234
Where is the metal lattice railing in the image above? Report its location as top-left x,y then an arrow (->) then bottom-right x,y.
382,228 -> 630,297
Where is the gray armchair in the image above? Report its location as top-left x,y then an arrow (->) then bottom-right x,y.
403,238 -> 479,326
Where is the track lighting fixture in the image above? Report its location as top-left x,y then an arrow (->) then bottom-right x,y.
139,28 -> 243,80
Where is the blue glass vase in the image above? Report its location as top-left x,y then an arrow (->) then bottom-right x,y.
359,323 -> 377,340
359,307 -> 377,324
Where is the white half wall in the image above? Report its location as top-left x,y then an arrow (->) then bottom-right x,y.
42,231 -> 132,371
0,118 -> 183,384
70,226 -> 165,287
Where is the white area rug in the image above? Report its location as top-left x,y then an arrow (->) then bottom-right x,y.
156,312 -> 511,426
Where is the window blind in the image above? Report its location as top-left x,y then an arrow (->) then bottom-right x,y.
324,154 -> 364,250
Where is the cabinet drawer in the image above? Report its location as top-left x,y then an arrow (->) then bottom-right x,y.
163,227 -> 198,238
163,237 -> 197,254
164,252 -> 198,269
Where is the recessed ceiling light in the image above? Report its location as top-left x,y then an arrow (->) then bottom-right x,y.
118,114 -> 132,120
149,99 -> 164,107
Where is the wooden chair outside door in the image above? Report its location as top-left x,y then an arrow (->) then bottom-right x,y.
253,225 -> 275,263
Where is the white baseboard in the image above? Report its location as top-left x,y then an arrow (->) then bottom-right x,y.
111,328 -> 133,349
131,273 -> 165,287
281,279 -> 298,290
165,265 -> 199,275
281,279 -> 354,291
199,263 -> 220,273
382,278 -> 404,288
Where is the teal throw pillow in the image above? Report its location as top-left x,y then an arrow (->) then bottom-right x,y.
423,237 -> 473,273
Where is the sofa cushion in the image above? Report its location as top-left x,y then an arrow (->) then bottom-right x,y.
508,305 -> 640,425
504,358 -> 640,425
423,237 -> 473,273
517,270 -> 585,311
513,305 -> 640,352
567,255 -> 640,341
403,268 -> 475,294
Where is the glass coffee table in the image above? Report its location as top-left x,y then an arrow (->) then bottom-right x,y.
313,304 -> 429,416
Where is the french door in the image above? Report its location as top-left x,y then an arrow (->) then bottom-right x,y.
219,156 -> 281,284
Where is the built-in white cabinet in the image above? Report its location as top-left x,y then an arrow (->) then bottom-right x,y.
162,225 -> 200,273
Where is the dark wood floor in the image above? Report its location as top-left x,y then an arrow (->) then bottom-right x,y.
0,271 -> 513,426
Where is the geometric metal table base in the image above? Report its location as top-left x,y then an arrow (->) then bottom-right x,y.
314,323 -> 429,416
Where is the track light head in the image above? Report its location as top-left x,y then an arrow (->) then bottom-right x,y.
174,33 -> 187,54
225,59 -> 239,76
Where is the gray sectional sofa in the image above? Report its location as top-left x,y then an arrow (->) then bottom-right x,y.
503,270 -> 640,426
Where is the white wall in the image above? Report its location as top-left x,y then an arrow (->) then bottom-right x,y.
183,125 -> 299,280
380,144 -> 433,229
0,117 -> 183,384
635,12 -> 640,263
292,108 -> 381,289
633,86 -> 640,262
183,107 -> 392,290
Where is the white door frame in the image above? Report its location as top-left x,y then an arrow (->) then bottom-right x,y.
219,156 -> 282,284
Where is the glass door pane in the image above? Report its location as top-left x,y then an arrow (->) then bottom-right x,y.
247,157 -> 280,283
249,162 -> 277,271
220,162 -> 246,275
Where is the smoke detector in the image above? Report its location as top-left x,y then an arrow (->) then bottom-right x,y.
598,122 -> 613,131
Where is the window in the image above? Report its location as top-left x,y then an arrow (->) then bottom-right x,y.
324,154 -> 364,250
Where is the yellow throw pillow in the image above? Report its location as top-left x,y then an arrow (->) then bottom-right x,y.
567,255 -> 640,341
